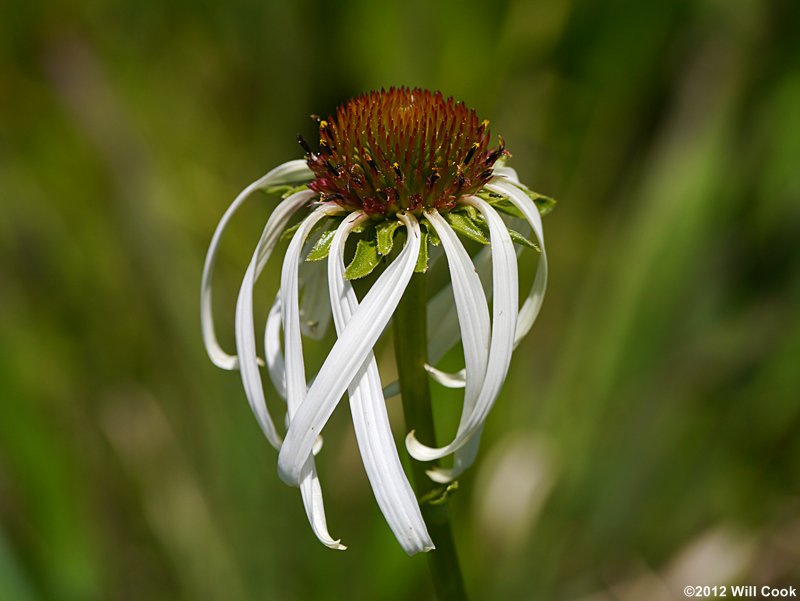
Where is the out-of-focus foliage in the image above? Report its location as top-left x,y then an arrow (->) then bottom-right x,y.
1,0 -> 798,599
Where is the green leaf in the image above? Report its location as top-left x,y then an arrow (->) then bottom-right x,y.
419,218 -> 440,246
459,204 -> 480,222
486,197 -> 526,220
280,221 -> 303,241
508,228 -> 540,251
480,183 -> 557,216
526,190 -> 557,215
306,229 -> 337,261
344,238 -> 381,280
376,220 -> 401,255
415,230 -> 429,273
512,182 -> 557,216
444,212 -> 489,245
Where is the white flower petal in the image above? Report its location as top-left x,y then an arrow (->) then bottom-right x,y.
424,364 -> 467,389
278,212 -> 422,486
491,165 -> 521,184
423,209 -> 491,482
280,204 -> 347,550
265,266 -> 333,402
202,160 -> 312,369
327,214 -> 433,555
267,298 -> 327,454
486,180 -> 548,347
427,245 -> 492,365
424,209 -> 490,404
425,177 -> 548,387
233,190 -> 316,449
281,206 -> 341,407
407,199 -> 518,469
299,462 -> 346,550
283,411 -> 324,455
264,295 -> 286,401
426,428 -> 483,484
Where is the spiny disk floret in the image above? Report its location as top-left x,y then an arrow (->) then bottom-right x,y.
302,87 -> 508,217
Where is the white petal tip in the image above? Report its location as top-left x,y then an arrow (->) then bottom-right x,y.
210,354 -> 239,371
406,544 -> 436,556
425,468 -> 457,484
405,431 -> 440,462
325,541 -> 347,551
209,353 -> 266,370
424,364 -> 467,389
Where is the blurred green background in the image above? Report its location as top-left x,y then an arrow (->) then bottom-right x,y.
2,0 -> 799,599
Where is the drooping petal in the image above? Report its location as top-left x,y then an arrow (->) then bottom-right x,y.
427,245 -> 492,365
486,180 -> 548,347
427,430 -> 484,484
264,295 -> 286,401
327,213 -> 433,555
280,204 -> 347,550
281,205 -> 343,407
278,212 -> 422,486
202,160 -> 313,369
233,190 -> 316,449
264,266 -> 334,401
298,462 -> 346,550
420,207 -> 495,483
424,210 -> 490,397
267,296 -> 324,455
424,176 -> 548,388
407,199 -> 518,471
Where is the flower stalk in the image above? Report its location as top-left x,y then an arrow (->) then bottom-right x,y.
394,273 -> 468,601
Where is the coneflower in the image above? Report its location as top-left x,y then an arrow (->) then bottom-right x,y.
201,88 -> 552,561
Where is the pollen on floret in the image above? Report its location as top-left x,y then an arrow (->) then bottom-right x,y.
301,87 -> 509,217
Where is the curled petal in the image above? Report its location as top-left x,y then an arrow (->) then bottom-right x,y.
280,204 -> 347,549
327,214 -> 433,555
407,199 -> 518,472
486,180 -> 548,347
424,209 -> 490,404
234,190 -> 316,449
425,176 -> 548,387
298,462 -> 346,550
281,205 -> 343,407
424,364 -> 467,389
427,430 -> 483,484
264,295 -> 286,401
202,160 -> 313,369
427,246 -> 492,366
278,213 -> 422,486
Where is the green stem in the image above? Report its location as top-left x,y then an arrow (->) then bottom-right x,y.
393,272 -> 468,601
